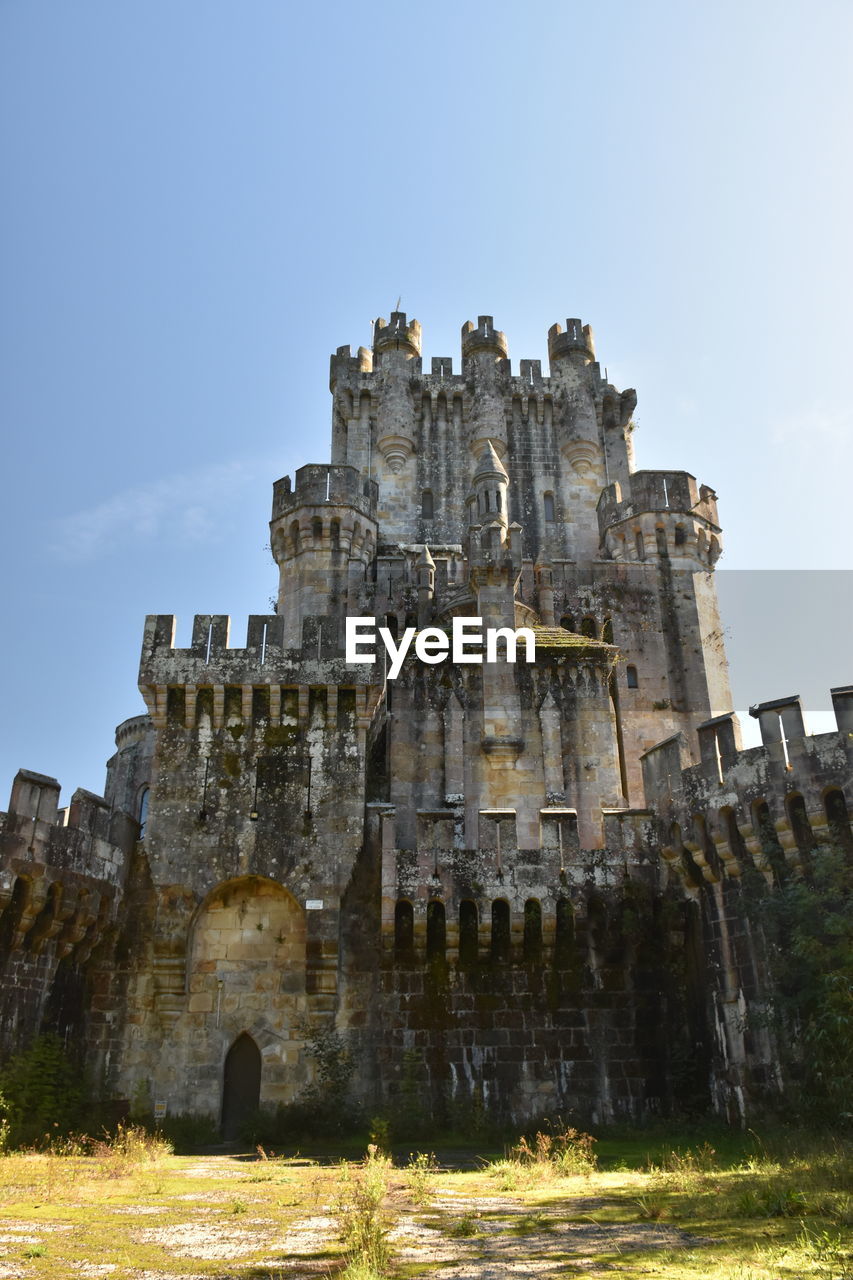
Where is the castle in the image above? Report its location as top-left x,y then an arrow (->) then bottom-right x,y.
1,313 -> 851,1135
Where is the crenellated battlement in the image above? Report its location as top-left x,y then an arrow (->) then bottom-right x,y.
1,769 -> 136,891
461,315 -> 509,361
329,343 -> 373,389
138,614 -> 385,728
326,314 -> 624,395
272,463 -> 378,520
641,687 -> 853,886
597,470 -> 722,565
373,311 -> 421,359
548,317 -> 596,363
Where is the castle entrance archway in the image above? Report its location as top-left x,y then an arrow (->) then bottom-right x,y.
221,1033 -> 261,1140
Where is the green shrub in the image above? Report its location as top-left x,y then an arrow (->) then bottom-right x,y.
755,847 -> 853,1123
159,1110 -> 220,1152
0,1034 -> 88,1147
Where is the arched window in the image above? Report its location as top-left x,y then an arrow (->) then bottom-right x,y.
384,613 -> 399,641
312,517 -> 323,542
602,618 -> 613,644
626,665 -> 639,689
786,794 -> 814,854
587,893 -> 607,953
138,787 -> 150,839
560,614 -> 575,632
330,519 -> 341,550
290,520 -> 300,553
543,492 -> 556,522
458,900 -> 478,967
495,490 -> 502,512
394,900 -> 414,958
491,899 -> 511,963
752,800 -> 788,882
421,490 -> 434,520
674,524 -> 686,547
426,900 -> 446,962
523,899 -> 542,964
581,616 -> 598,639
554,898 -> 574,968
635,531 -> 646,561
824,788 -> 853,852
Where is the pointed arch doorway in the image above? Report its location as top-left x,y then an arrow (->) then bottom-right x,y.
221,1033 -> 261,1140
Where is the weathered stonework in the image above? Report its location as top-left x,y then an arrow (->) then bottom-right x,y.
1,312 -> 850,1130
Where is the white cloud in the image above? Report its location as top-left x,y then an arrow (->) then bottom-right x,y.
51,456 -> 274,561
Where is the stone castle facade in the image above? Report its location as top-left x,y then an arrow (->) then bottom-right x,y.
1,312 -> 851,1133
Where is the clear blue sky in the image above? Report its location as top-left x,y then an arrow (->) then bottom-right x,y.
1,1 -> 851,800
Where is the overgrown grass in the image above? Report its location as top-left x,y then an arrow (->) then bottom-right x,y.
487,1121 -> 597,1188
0,1123 -> 849,1278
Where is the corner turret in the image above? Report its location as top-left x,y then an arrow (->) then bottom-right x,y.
547,317 -> 596,366
270,464 -> 378,648
373,311 -> 421,362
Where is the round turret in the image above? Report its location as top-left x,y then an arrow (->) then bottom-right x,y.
270,464 -> 378,645
373,311 -> 421,360
548,318 -> 596,366
461,316 -> 508,361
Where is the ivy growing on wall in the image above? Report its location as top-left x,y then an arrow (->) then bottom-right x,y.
756,846 -> 853,1123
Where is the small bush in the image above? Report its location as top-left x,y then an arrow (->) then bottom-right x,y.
447,1213 -> 480,1238
509,1124 -> 598,1176
159,1110 -> 220,1152
635,1193 -> 668,1220
88,1123 -> 173,1175
405,1151 -> 438,1206
336,1145 -> 391,1275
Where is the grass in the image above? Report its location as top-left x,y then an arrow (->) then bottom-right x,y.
0,1124 -> 848,1278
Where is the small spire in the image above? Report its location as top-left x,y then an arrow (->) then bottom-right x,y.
473,440 -> 508,480
416,544 -> 435,569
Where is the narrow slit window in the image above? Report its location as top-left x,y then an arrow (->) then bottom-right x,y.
458,900 -> 478,966
554,898 -> 574,968
543,492 -> 556,522
626,665 -> 639,689
421,490 -> 434,520
394,900 -> 414,958
138,788 -> 149,839
523,899 -> 542,964
491,900 -> 511,963
426,900 -> 446,962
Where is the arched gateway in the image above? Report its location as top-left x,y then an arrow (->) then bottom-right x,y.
221,1032 -> 261,1140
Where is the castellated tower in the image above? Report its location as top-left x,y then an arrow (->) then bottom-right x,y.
3,309 -> 850,1132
